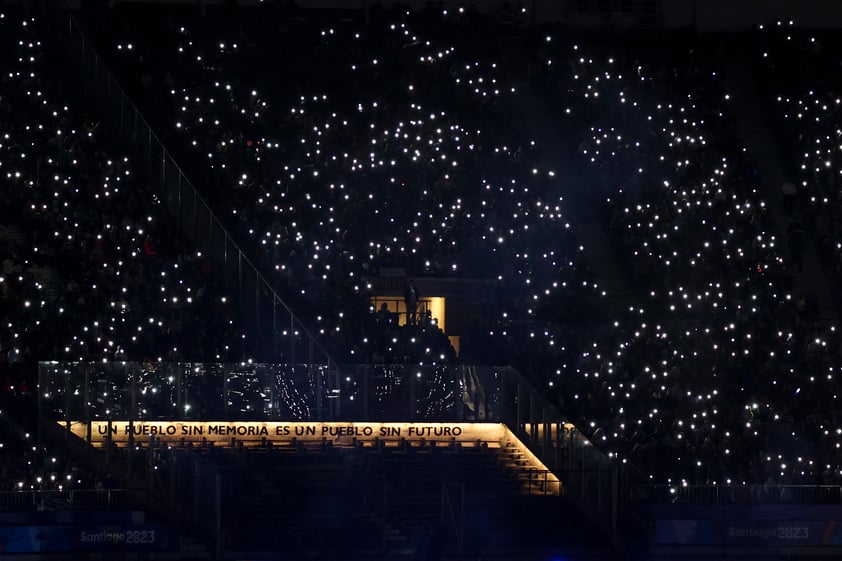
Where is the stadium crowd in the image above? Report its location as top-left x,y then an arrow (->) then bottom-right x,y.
3,0 -> 842,492
754,22 -> 842,283
85,1 -> 842,486
0,11 -> 246,366
531,29 -> 842,486
0,390 -> 102,494
87,2 -> 599,368
0,6 -> 252,492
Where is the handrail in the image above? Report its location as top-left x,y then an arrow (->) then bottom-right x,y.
511,468 -> 564,496
49,2 -> 338,370
0,488 -> 148,511
636,484 -> 842,505
441,482 -> 464,548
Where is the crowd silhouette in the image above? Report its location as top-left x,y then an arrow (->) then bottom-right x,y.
1,2 -> 842,490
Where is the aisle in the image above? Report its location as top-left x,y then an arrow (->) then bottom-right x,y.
720,40 -> 838,321
501,39 -> 636,311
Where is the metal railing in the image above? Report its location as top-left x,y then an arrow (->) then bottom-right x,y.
39,361 -> 337,424
0,489 -> 147,512
492,368 -> 617,542
38,362 -> 506,424
47,2 -> 336,371
520,469 -> 564,496
635,484 -> 842,505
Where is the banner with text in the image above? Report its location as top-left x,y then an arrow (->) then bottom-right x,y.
0,525 -> 176,553
652,505 -> 842,546
656,519 -> 842,546
64,421 -> 507,447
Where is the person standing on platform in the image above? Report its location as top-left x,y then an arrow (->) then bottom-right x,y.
404,280 -> 420,326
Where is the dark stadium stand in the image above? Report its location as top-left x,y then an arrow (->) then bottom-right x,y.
530,30 -> 842,489
67,0 -> 842,489
0,4 -> 244,366
78,0 -> 601,370
4,0 -> 842,559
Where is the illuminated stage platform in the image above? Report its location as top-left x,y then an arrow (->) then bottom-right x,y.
68,420 -> 533,448
40,361 -> 617,557
64,420 -> 563,495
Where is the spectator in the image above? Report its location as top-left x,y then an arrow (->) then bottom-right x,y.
404,280 -> 421,326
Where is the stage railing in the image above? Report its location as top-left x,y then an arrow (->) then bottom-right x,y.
38,361 -> 336,424
520,469 -> 564,496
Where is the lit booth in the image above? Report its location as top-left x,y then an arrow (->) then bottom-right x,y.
364,272 -> 497,356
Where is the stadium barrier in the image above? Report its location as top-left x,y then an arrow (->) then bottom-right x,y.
0,489 -> 146,513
